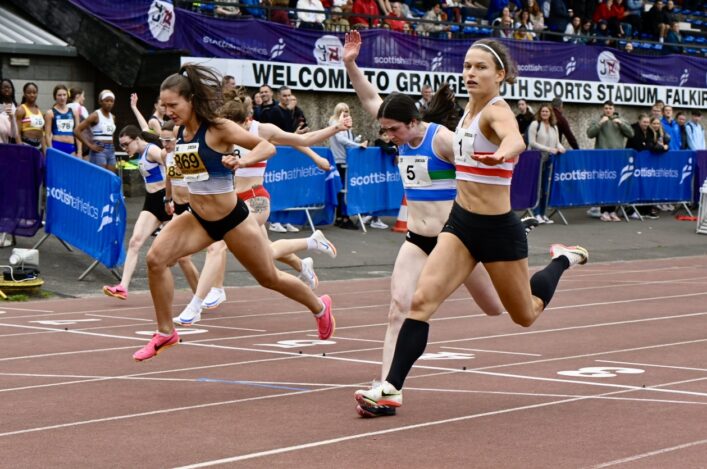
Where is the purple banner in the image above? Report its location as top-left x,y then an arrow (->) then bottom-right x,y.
71,0 -> 707,90
510,150 -> 541,211
0,144 -> 44,237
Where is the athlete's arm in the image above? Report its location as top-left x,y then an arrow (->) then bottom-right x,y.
262,118 -> 352,147
74,112 -> 101,152
14,106 -> 24,144
432,126 -> 456,164
130,94 -> 151,132
43,109 -> 54,149
473,105 -> 525,166
218,119 -> 275,169
343,31 -> 384,118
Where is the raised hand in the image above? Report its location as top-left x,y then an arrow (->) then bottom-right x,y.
130,93 -> 138,108
343,31 -> 362,64
337,115 -> 353,131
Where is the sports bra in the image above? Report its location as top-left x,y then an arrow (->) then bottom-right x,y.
176,122 -> 234,195
454,96 -> 515,186
398,122 -> 456,202
20,104 -> 44,132
138,143 -> 165,184
91,110 -> 116,142
234,120 -> 267,178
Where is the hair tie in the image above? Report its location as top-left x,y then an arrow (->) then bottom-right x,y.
472,43 -> 505,70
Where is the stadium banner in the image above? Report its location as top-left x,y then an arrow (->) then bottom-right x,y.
182,57 -> 707,108
345,147 -> 404,215
0,144 -> 44,237
44,149 -> 127,268
633,150 -> 694,203
265,146 -> 342,225
549,149 -> 636,207
511,151 -> 542,211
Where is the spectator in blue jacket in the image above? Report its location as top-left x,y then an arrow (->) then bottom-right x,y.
661,105 -> 681,150
685,110 -> 705,151
486,0 -> 522,22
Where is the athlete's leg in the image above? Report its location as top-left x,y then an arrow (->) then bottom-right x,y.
461,263 -> 504,316
116,210 -> 162,290
177,255 -> 199,293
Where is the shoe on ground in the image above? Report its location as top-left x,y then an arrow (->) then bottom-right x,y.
630,212 -> 641,220
284,223 -> 300,232
370,219 -> 389,229
298,257 -> 319,290
338,219 -> 358,230
360,215 -> 373,225
542,215 -> 554,224
173,302 -> 202,326
310,230 -> 337,258
550,243 -> 589,267
269,222 -> 287,233
316,294 -> 335,340
610,212 -> 622,222
133,329 -> 179,361
202,287 -> 226,310
534,214 -> 546,225
521,216 -> 540,235
103,284 -> 127,300
600,212 -> 612,222
587,207 -> 601,218
356,404 -> 397,418
354,380 -> 402,408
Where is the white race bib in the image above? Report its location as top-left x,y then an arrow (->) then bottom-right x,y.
454,128 -> 478,166
29,114 -> 45,128
56,118 -> 74,133
398,155 -> 432,188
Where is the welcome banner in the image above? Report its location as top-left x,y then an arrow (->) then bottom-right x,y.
45,149 -> 127,268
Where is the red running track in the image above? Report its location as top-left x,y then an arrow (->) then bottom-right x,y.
0,256 -> 706,467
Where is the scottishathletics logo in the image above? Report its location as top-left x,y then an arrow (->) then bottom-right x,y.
147,1 -> 175,43
681,158 -> 693,184
97,194 -> 118,233
618,156 -> 634,186
679,68 -> 689,87
431,52 -> 443,72
270,38 -> 286,60
565,57 -> 576,76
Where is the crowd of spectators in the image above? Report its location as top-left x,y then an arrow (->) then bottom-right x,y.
183,0 -> 707,56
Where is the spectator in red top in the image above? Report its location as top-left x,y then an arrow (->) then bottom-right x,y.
351,0 -> 381,27
385,1 -> 407,32
593,0 -> 624,37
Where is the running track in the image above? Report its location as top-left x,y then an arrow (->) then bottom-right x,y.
1,256 -> 706,467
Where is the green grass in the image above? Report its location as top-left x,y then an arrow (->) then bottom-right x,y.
1,289 -> 54,301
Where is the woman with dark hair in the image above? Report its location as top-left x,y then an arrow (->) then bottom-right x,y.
74,90 -> 117,171
44,84 -> 79,156
344,31 -> 521,415
15,82 -> 44,152
527,103 -> 565,224
353,38 -> 587,415
132,64 -> 335,361
0,79 -> 18,144
103,125 -> 171,300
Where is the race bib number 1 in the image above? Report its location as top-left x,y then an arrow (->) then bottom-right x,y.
174,143 -> 209,182
398,155 -> 432,188
454,129 -> 477,166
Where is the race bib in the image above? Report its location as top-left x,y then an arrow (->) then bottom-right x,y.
174,142 -> 209,182
398,155 -> 432,188
29,114 -> 44,128
56,118 -> 74,133
454,129 -> 477,166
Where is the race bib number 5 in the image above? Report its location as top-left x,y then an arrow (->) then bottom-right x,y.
398,155 -> 432,188
174,143 -> 209,182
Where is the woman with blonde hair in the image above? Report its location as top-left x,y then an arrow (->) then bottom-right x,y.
528,103 -> 565,224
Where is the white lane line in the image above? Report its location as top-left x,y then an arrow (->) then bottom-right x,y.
591,438 -> 707,468
595,360 -> 707,373
441,346 -> 542,357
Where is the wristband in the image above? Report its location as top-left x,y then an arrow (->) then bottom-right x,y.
163,197 -> 172,203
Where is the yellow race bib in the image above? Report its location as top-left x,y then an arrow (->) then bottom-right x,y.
174,142 -> 209,182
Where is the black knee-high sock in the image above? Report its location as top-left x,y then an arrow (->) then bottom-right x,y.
530,257 -> 569,307
385,318 -> 429,390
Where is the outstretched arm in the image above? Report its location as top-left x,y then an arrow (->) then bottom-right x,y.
343,31 -> 383,118
473,106 -> 525,166
130,93 -> 151,132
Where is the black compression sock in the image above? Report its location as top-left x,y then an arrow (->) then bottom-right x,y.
385,318 -> 429,390
529,257 -> 568,307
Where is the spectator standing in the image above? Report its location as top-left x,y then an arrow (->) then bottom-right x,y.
623,0 -> 642,37
572,0 -> 599,22
514,10 -> 536,38
675,112 -> 689,150
259,86 -> 297,132
551,97 -> 579,149
44,84 -> 79,156
685,110 -> 705,151
527,104 -> 565,225
643,0 -> 669,42
418,4 -> 449,38
487,0 -> 522,22
222,75 -> 236,95
416,85 -> 433,113
661,105 -> 681,150
288,94 -> 309,133
328,102 -> 367,230
297,0 -> 326,29
325,6 -> 350,31
14,82 -> 45,152
625,113 -> 653,152
545,0 -> 571,37
650,103 -> 663,121
351,0 -> 381,28
385,1 -> 407,31
650,117 -> 670,153
579,18 -> 594,44
586,100 -> 633,222
664,21 -> 683,54
515,98 -> 534,141
0,79 -> 18,145
255,84 -> 275,121
526,0 -> 545,34
270,0 -> 292,25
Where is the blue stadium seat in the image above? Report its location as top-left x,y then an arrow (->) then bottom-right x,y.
450,25 -> 460,32
464,16 -> 477,23
696,37 -> 706,44
464,25 -> 479,34
685,35 -> 695,43
480,27 -> 491,35
653,43 -> 663,50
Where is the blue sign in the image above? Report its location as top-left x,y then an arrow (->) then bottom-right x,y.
345,147 -> 403,216
45,149 -> 126,268
633,150 -> 694,203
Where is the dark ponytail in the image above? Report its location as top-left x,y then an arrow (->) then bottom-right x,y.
160,63 -> 224,127
421,84 -> 460,130
119,125 -> 163,149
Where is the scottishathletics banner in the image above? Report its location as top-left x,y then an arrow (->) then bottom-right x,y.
345,147 -> 403,216
45,149 -> 126,268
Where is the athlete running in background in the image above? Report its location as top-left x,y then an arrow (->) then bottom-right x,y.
354,38 -> 588,416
